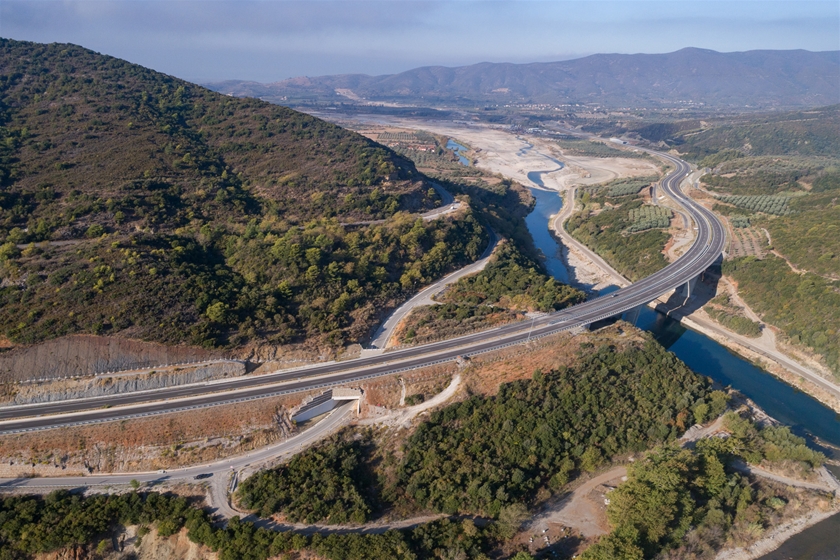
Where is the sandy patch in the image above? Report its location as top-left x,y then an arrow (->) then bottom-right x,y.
358,373 -> 462,428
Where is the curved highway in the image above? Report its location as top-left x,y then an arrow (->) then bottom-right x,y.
0,150 -> 724,435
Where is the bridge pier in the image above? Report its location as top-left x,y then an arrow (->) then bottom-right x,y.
622,305 -> 643,326
681,275 -> 699,299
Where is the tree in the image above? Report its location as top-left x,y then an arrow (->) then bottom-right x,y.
0,242 -> 19,261
205,301 -> 229,324
85,224 -> 105,238
497,503 -> 528,539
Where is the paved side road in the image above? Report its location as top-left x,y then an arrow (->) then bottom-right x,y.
368,228 -> 499,349
0,147 -> 724,435
342,182 -> 461,226
0,402 -> 354,493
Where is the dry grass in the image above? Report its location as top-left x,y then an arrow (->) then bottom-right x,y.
728,226 -> 768,259
0,326 -> 645,477
462,325 -> 645,396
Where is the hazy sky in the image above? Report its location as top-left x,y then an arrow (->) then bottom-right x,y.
2,1 -> 838,83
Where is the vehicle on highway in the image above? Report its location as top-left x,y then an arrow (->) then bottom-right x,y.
0,148 -> 725,435
194,473 -> 213,480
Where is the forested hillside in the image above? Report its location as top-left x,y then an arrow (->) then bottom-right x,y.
673,105 -> 840,161
584,416 -> 825,560
239,338 -> 728,523
679,111 -> 840,377
0,489 -> 499,560
0,39 -> 486,351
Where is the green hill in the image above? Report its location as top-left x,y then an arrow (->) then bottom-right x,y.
0,39 -> 485,352
662,105 -> 840,376
665,105 -> 840,161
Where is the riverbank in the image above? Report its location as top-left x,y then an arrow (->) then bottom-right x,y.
716,507 -> 840,560
336,112 -> 840,414
651,299 -> 840,415
547,187 -> 626,292
314,114 -> 840,554
537,145 -> 840,415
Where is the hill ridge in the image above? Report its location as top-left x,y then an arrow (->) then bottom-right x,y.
207,48 -> 840,109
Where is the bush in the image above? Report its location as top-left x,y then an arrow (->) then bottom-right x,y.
237,435 -> 375,524
85,224 -> 105,238
392,340 -> 715,516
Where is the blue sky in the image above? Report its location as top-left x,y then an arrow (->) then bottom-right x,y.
2,1 -> 838,83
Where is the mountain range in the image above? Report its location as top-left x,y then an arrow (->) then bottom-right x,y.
207,48 -> 840,109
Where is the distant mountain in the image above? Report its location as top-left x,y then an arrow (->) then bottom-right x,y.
208,48 -> 840,109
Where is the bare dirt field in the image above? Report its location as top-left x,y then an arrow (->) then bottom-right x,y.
339,116 -> 659,190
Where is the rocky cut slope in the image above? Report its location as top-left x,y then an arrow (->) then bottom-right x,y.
0,39 -> 487,371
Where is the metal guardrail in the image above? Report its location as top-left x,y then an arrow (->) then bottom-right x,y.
0,148 -> 724,434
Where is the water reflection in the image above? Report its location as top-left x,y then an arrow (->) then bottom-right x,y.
445,139 -> 470,166
525,182 -> 840,449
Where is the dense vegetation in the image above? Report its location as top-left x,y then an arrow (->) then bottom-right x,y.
399,243 -> 585,344
229,338 -> 727,525
702,170 -> 807,196
391,340 -> 725,517
729,215 -> 751,228
655,110 -> 840,374
669,105 -> 840,161
0,490 -> 500,560
0,212 -> 485,348
386,142 -> 585,345
582,176 -> 658,198
0,491 -> 201,559
723,256 -> 840,376
0,39 -> 495,350
0,40 -> 432,235
238,434 -> 375,523
566,192 -> 670,281
583,413 -> 824,559
627,205 -> 672,232
554,139 -> 650,159
391,144 -> 471,175
763,192 -> 840,278
703,293 -> 762,338
715,195 -> 795,216
721,412 -> 825,469
811,169 -> 840,193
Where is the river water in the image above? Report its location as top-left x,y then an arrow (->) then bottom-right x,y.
523,184 -> 840,557
445,139 -> 470,166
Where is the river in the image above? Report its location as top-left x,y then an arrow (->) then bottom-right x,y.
445,139 -> 471,166
524,183 -> 840,558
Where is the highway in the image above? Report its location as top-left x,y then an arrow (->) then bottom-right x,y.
0,402 -> 354,491
0,149 -> 724,435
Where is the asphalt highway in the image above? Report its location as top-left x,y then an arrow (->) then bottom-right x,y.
0,402 -> 354,491
0,149 -> 724,435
